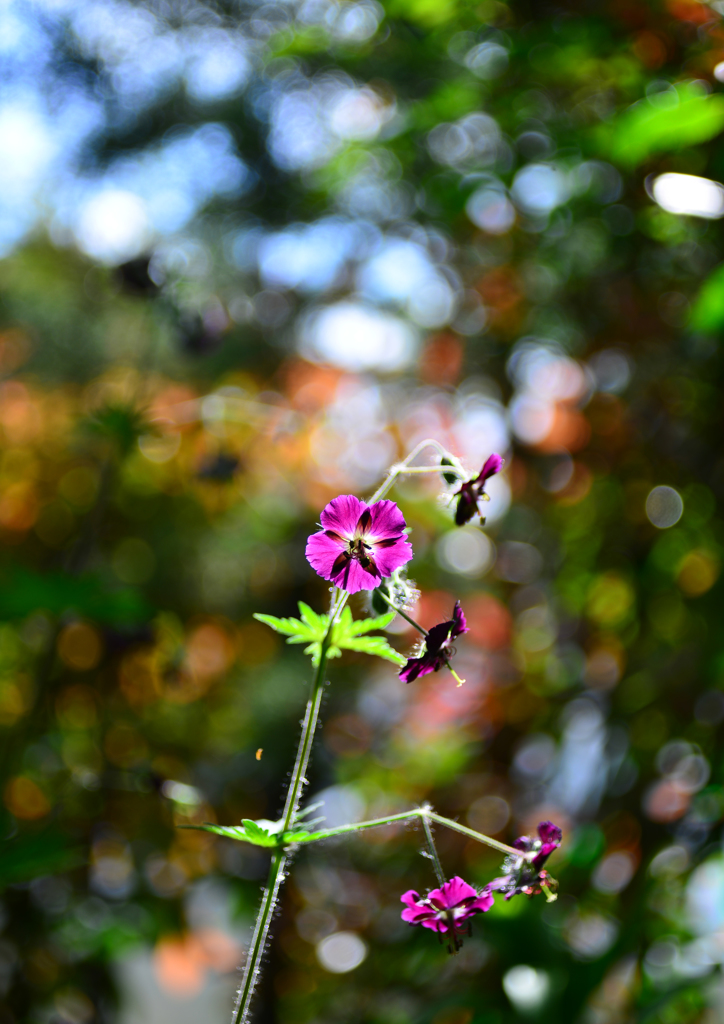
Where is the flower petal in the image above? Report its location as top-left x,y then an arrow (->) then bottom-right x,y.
363,499 -> 408,541
440,876 -> 478,908
399,654 -> 439,683
451,601 -> 468,638
306,531 -> 346,581
331,556 -> 381,594
469,890 -> 495,914
425,620 -> 454,655
476,453 -> 504,483
537,821 -> 562,846
320,495 -> 367,537
400,890 -> 422,909
370,536 -> 413,578
401,906 -> 435,924
454,484 -> 478,527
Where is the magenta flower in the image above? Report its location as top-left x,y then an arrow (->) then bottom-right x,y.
306,495 -> 413,595
454,453 -> 504,526
489,820 -> 562,900
401,876 -> 494,950
399,601 -> 468,683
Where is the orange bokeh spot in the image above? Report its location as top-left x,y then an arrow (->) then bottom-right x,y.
57,622 -> 103,671
666,0 -> 712,23
284,360 -> 343,412
119,650 -> 162,707
0,481 -> 39,531
419,334 -> 464,387
4,776 -> 51,820
632,30 -> 669,67
185,622 -> 235,681
644,780 -> 690,823
154,929 -> 241,996
0,381 -> 42,444
536,405 -> 591,454
154,936 -> 206,997
464,594 -> 511,649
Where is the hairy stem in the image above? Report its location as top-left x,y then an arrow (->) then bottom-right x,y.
422,813 -> 447,888
376,589 -> 427,637
231,849 -> 287,1024
232,589 -> 348,1024
281,589 -> 347,832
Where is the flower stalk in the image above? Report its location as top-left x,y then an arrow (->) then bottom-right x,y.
232,588 -> 347,1024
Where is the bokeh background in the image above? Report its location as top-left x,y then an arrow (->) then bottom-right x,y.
3,0 -> 724,1022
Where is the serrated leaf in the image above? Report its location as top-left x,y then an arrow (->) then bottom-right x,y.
343,610 -> 396,636
303,641 -> 342,665
184,823 -> 251,841
253,612 -> 320,642
241,818 -> 274,839
298,602 -> 329,634
339,635 -> 406,666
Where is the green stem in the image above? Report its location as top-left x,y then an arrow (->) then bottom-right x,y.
293,806 -> 520,859
293,809 -> 422,843
367,439 -> 467,504
281,589 -> 347,833
425,810 -> 519,858
376,590 -> 427,637
232,589 -> 348,1024
231,849 -> 287,1024
422,813 -> 447,887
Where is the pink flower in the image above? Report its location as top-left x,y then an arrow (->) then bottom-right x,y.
489,821 -> 562,900
399,601 -> 468,683
400,876 -> 494,944
454,454 -> 504,526
306,495 -> 413,595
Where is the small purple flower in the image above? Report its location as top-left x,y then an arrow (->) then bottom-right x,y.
454,454 -> 504,527
306,495 -> 413,595
401,876 -> 494,950
489,821 -> 562,900
399,601 -> 468,683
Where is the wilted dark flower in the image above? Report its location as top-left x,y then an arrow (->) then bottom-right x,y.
400,875 -> 494,950
399,602 -> 468,684
306,495 -> 413,595
489,821 -> 562,900
454,453 -> 504,526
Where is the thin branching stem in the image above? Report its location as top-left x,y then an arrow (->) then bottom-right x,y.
232,589 -> 348,1024
421,812 -> 447,887
376,589 -> 427,637
367,439 -> 466,504
292,806 -> 519,859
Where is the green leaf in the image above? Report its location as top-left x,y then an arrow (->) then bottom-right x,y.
253,611 -> 323,641
297,601 -> 328,634
339,635 -> 407,666
689,262 -> 724,332
240,819 -> 279,846
255,603 -> 401,665
342,610 -> 397,636
599,83 -> 724,167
